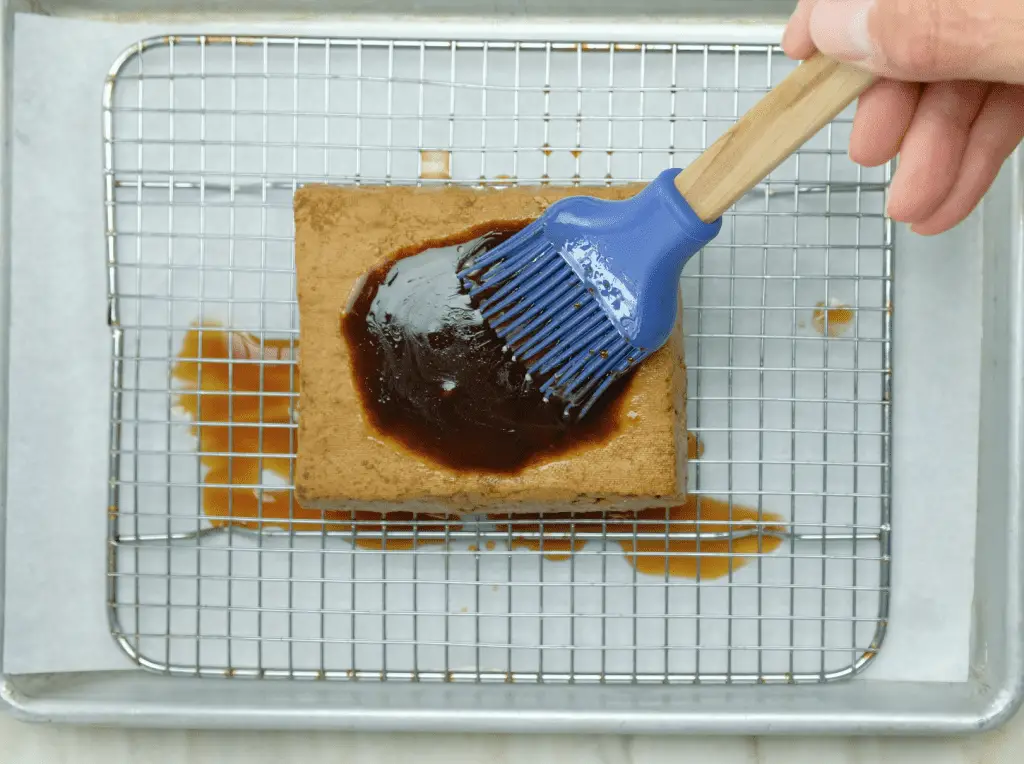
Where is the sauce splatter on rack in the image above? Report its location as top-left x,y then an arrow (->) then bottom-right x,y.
173,327 -> 456,550
813,300 -> 855,337
174,325 -> 783,578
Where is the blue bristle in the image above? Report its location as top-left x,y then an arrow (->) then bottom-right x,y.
462,225 -> 540,275
561,342 -> 631,399
464,252 -> 531,302
472,234 -> 547,286
498,278 -> 586,349
533,318 -> 613,378
539,326 -> 626,398
574,354 -> 636,419
501,277 -> 580,344
545,345 -> 627,405
458,228 -> 637,418
524,271 -> 582,310
478,247 -> 552,305
537,336 -> 607,398
515,301 -> 600,363
479,256 -> 563,322
519,307 -> 602,368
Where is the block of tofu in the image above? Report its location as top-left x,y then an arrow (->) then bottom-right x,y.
294,184 -> 687,514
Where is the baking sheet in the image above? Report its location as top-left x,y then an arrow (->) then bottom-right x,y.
3,13 -> 979,680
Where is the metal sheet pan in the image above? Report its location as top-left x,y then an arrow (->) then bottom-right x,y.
0,2 -> 1020,735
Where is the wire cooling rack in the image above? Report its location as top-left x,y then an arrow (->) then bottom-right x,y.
104,35 -> 893,683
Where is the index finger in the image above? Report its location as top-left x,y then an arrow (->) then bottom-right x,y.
782,0 -> 818,59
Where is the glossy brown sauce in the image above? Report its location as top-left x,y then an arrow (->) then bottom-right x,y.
340,225 -> 630,474
173,327 -> 780,577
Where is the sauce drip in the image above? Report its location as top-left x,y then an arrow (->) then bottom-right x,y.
419,149 -> 451,180
173,327 -> 781,577
491,499 -> 784,579
488,420 -> 777,577
173,326 -> 456,549
340,226 -> 630,474
813,300 -> 855,337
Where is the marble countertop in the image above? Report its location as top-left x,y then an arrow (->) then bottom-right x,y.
2,706 -> 1022,763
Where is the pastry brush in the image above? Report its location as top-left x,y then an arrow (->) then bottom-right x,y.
458,53 -> 874,418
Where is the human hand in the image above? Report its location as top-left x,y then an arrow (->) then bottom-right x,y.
783,0 -> 1024,235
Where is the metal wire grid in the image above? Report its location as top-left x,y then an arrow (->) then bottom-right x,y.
104,35 -> 892,683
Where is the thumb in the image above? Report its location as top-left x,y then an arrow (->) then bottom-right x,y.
808,0 -> 1024,84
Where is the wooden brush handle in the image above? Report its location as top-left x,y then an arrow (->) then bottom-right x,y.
674,53 -> 875,223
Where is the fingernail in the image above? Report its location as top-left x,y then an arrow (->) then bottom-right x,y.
809,0 -> 875,62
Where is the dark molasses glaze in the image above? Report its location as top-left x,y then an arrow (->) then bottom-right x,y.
340,224 -> 632,473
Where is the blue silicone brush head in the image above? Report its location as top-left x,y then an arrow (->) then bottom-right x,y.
457,168 -> 722,420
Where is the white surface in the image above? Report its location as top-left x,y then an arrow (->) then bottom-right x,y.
876,218 -> 983,682
3,15 -> 154,674
3,13 -> 979,681
1,708 -> 1023,763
